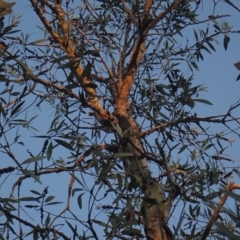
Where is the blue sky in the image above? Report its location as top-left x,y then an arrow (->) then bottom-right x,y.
1,0 -> 240,239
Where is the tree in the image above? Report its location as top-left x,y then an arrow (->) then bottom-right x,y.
0,0 -> 240,239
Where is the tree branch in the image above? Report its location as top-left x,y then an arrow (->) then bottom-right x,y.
200,182 -> 237,240
30,0 -> 115,124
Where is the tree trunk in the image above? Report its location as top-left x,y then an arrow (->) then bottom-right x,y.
116,114 -> 172,240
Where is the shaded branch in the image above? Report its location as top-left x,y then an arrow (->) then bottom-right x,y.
10,148 -> 93,198
200,182 -> 240,240
140,113 -> 240,138
0,204 -> 70,240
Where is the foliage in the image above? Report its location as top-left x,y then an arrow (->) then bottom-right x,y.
0,0 -> 240,239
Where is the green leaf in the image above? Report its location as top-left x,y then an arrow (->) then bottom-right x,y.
142,205 -> 149,228
201,45 -> 211,54
83,83 -> 98,89
32,135 -> 49,138
215,222 -> 240,239
92,155 -> 99,175
77,194 -> 83,209
44,201 -> 63,206
190,62 -> 199,71
222,190 -> 240,202
155,84 -> 171,96
65,220 -> 76,234
80,61 -> 92,81
205,191 -> 220,200
210,172 -> 219,184
234,61 -> 240,71
213,24 -> 221,32
212,155 -> 220,160
204,144 -> 214,151
51,55 -> 69,63
83,50 -> 100,57
33,230 -> 38,240
47,141 -> 53,160
14,58 -> 35,78
165,131 -> 173,142
193,99 -> 213,105
159,112 -> 169,120
117,173 -> 122,190
113,152 -> 134,158
45,196 -> 55,203
236,73 -> 240,81
185,98 -> 195,108
19,197 -> 39,202
45,214 -> 51,226
55,139 -> 74,151
11,92 -> 20,96
30,190 -> 41,195
21,169 -> 42,184
191,148 -> 197,160
92,219 -> 108,228
65,83 -> 78,89
58,59 -> 79,69
187,198 -> 200,203
112,193 -> 124,205
1,198 -> 18,203
189,204 -> 194,218
10,101 -> 25,117
72,188 -> 83,197
193,29 -> 198,42
0,19 -> 5,33
96,162 -> 111,184
92,150 -> 111,159
69,173 -> 85,188
111,123 -> 123,137
223,35 -> 230,50
178,145 -> 188,154
24,202 -> 37,209
21,156 -> 45,165
121,228 -> 144,237
30,38 -> 49,44
206,40 -> 216,52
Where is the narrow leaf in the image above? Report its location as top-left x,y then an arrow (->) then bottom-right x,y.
30,190 -> 41,195
92,219 -> 108,227
21,169 -> 42,184
45,214 -> 51,226
234,61 -> 240,71
22,156 -> 45,165
44,201 -> 63,206
111,123 -> 123,136
96,163 -> 111,184
55,139 -> 74,150
193,99 -> 213,105
47,141 -> 53,160
223,35 -> 230,50
193,29 -> 198,41
72,188 -> 83,197
30,38 -> 49,44
19,197 -> 39,202
11,101 -> 25,117
33,230 -> 38,240
69,173 -> 85,188
237,73 -> 240,81
77,194 -> 83,209
113,152 -> 134,158
45,196 -> 55,203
